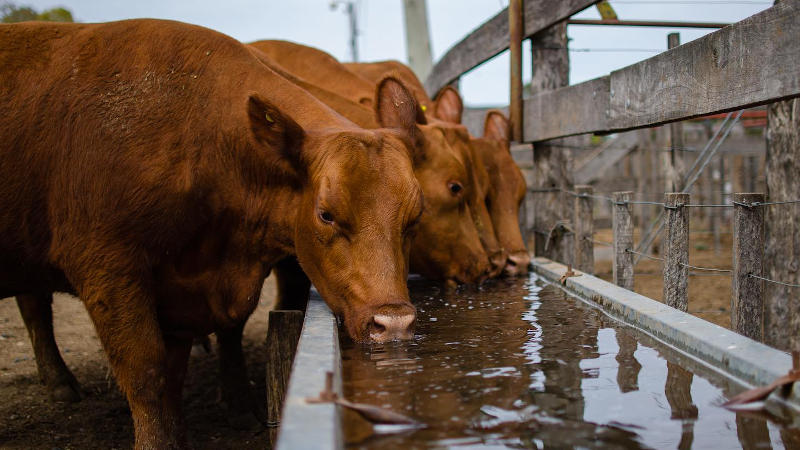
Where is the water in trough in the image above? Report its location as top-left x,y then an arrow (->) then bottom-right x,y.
340,273 -> 799,449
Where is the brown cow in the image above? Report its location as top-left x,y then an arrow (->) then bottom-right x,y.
250,40 -> 505,280
1,19 -> 423,448
348,60 -> 531,275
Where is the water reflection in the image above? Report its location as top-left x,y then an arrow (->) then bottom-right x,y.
340,274 -> 794,449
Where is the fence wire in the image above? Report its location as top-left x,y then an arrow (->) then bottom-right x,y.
528,186 -> 800,210
748,273 -> 800,288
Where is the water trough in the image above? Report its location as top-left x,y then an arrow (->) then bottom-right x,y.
275,258 -> 799,448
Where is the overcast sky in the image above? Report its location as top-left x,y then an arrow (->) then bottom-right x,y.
19,0 -> 771,106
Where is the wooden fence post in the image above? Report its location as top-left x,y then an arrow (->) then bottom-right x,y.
530,19 -> 574,264
732,193 -> 765,340
574,185 -> 594,273
765,95 -> 800,354
667,33 -> 685,193
637,129 -> 652,229
509,0 -> 523,142
266,310 -> 304,447
613,191 -> 633,289
664,193 -> 690,311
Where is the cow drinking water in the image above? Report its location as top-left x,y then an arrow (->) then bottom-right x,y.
1,19 -> 423,448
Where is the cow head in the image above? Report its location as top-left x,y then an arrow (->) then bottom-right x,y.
431,88 -> 509,277
254,79 -> 423,343
378,81 -> 491,286
475,111 -> 529,275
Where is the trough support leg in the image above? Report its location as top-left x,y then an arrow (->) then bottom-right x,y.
266,310 -> 304,448
663,193 -> 690,312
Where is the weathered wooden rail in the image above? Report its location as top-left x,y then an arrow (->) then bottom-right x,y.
424,0 -> 600,96
427,1 -> 800,142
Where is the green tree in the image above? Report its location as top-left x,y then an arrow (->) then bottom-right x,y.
1,2 -> 74,23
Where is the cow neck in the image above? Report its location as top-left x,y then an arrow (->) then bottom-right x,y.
254,184 -> 301,267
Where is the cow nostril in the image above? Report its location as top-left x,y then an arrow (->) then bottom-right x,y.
370,319 -> 386,334
370,312 -> 415,342
507,258 -> 518,267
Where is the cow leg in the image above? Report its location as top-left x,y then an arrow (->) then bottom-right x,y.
274,256 -> 310,311
216,322 -> 264,430
78,276 -> 185,449
15,292 -> 81,402
215,257 -> 309,430
163,334 -> 192,448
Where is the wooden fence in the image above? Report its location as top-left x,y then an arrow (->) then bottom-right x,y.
424,0 -> 800,355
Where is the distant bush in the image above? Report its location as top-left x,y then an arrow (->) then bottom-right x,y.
1,2 -> 74,23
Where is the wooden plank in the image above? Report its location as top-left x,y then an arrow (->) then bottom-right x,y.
266,310 -> 304,448
424,0 -> 599,96
523,2 -> 800,142
523,76 -> 610,142
731,193 -> 765,342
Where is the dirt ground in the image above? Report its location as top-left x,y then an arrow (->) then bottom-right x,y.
592,226 -> 734,329
0,277 -> 276,450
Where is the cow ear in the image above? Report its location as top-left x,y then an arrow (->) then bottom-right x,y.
248,94 -> 306,176
483,110 -> 510,143
433,86 -> 463,124
375,76 -> 426,162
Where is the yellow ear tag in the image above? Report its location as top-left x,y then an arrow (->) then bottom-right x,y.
265,112 -> 274,123
421,105 -> 427,112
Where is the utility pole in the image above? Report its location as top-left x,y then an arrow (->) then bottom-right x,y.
330,1 -> 359,62
401,0 -> 433,81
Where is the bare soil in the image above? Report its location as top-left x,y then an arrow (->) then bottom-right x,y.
0,277 -> 276,450
593,226 -> 734,329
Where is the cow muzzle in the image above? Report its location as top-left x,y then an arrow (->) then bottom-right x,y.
487,248 -> 508,278
366,303 -> 416,343
504,250 -> 532,276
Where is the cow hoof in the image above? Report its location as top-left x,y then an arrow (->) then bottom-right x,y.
226,411 -> 262,431
49,382 -> 81,402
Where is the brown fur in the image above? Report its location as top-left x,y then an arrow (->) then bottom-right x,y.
348,60 -> 530,274
250,40 -> 494,283
1,19 -> 422,448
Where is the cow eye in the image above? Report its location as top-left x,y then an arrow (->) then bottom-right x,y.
448,182 -> 463,195
319,211 -> 334,224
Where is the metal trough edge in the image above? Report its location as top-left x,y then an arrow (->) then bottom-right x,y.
532,257 -> 800,413
276,290 -> 343,450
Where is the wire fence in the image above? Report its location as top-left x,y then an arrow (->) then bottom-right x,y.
535,186 -> 800,288
534,185 -> 800,210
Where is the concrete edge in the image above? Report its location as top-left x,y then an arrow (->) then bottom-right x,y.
276,290 -> 343,450
531,257 -> 799,413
